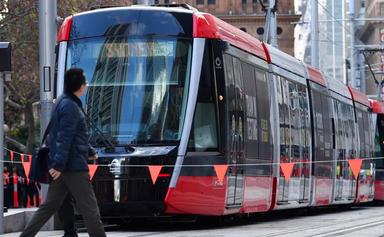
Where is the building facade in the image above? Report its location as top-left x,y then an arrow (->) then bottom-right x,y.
295,0 -> 368,92
357,0 -> 384,97
114,0 -> 300,56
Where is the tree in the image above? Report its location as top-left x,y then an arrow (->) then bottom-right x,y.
0,0 -> 132,153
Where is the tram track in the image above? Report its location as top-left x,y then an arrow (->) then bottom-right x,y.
75,205 -> 384,237
255,207 -> 384,237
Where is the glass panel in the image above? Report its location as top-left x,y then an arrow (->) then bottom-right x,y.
188,44 -> 218,151
66,37 -> 192,145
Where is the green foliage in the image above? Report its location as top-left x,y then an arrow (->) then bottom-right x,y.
0,0 -> 133,151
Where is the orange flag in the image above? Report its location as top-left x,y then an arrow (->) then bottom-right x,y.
214,165 -> 228,183
10,150 -> 14,162
22,161 -> 31,178
148,166 -> 163,184
280,163 -> 295,182
88,164 -> 98,180
348,159 -> 362,179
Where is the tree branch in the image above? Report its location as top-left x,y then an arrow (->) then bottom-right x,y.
4,81 -> 25,101
5,136 -> 26,152
5,97 -> 24,110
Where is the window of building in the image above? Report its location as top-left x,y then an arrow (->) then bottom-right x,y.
240,27 -> 247,32
196,0 -> 204,5
208,0 -> 215,4
164,0 -> 169,3
277,27 -> 283,35
256,27 -> 264,35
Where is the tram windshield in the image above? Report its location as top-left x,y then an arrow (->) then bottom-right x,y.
66,37 -> 192,145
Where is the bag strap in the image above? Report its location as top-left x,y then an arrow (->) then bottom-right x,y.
40,98 -> 63,146
40,117 -> 54,146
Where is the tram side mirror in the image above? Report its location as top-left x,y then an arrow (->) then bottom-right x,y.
0,42 -> 12,81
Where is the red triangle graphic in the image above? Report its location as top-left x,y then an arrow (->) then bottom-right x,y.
214,165 -> 228,182
88,164 -> 98,180
148,166 -> 163,184
22,161 -> 31,178
280,163 -> 295,182
348,159 -> 362,179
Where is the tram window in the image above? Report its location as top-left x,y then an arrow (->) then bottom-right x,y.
288,82 -> 300,160
255,69 -> 271,161
321,95 -> 332,161
376,114 -> 384,168
188,44 -> 218,152
362,111 -> 370,157
242,62 -> 258,158
312,91 -> 326,174
279,78 -> 290,161
357,110 -> 365,157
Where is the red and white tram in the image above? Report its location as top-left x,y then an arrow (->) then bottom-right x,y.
55,4 -> 376,218
370,99 -> 384,201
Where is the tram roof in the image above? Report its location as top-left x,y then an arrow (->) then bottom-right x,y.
305,65 -> 327,87
59,5 -> 269,62
192,12 -> 268,61
348,87 -> 371,108
327,76 -> 352,101
369,99 -> 384,113
265,44 -> 307,79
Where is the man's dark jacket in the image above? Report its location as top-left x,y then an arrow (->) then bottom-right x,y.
47,93 -> 95,172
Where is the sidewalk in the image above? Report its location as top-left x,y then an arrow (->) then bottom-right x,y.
3,208 -> 53,234
2,231 -> 67,237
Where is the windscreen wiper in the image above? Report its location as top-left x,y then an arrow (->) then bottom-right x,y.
85,115 -> 115,151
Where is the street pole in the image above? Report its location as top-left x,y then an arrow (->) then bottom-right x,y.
0,41 -> 11,235
270,0 -> 278,48
262,0 -> 278,48
311,0 -> 319,68
39,0 -> 56,136
349,0 -> 356,88
38,2 -> 56,230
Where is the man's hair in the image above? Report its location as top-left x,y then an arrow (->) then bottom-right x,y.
64,68 -> 86,93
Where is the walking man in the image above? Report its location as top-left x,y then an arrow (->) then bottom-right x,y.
20,68 -> 106,237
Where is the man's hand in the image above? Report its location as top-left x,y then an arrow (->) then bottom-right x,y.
88,154 -> 98,161
49,168 -> 62,180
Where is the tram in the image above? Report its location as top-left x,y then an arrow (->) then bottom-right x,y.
55,4 -> 376,218
370,99 -> 384,201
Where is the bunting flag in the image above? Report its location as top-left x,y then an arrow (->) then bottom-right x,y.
22,161 -> 31,179
20,154 -> 25,162
348,159 -> 363,179
88,164 -> 98,180
280,162 -> 295,182
10,150 -> 14,162
214,165 -> 228,183
28,155 -> 32,162
148,165 -> 163,184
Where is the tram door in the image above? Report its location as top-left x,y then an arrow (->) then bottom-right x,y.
224,54 -> 245,207
333,101 -> 356,201
278,79 -> 311,204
